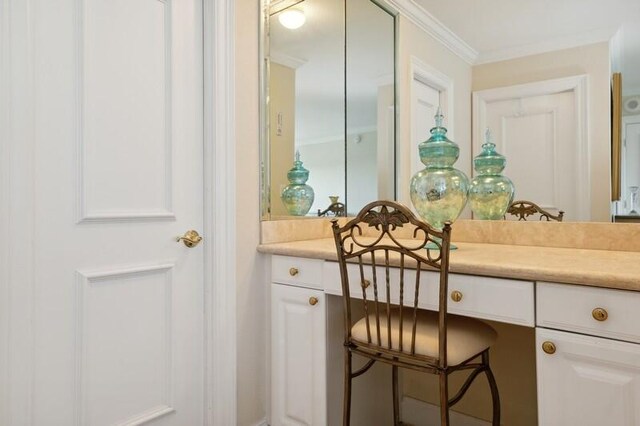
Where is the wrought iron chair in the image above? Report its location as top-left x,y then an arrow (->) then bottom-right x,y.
331,200 -> 500,426
506,200 -> 564,221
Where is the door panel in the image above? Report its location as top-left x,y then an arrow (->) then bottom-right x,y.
29,0 -> 204,424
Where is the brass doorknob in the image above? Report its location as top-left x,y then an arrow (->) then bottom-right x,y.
542,341 -> 556,355
176,230 -> 202,248
362,279 -> 371,289
451,290 -> 463,302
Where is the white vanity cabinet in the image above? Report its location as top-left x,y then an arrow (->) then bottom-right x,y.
270,257 -> 327,426
536,282 -> 640,425
267,253 -> 640,425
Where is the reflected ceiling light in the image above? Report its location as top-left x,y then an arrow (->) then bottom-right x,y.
279,9 -> 305,29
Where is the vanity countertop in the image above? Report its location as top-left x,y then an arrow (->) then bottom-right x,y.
257,238 -> 640,292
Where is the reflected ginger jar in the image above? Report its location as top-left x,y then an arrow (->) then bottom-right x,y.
409,109 -> 469,229
468,129 -> 515,220
281,151 -> 315,216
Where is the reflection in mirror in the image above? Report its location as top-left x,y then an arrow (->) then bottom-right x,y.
262,0 -> 396,219
619,21 -> 640,220
345,0 -> 395,215
267,0 -> 345,218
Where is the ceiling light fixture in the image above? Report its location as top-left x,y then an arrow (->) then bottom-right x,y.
279,9 -> 305,30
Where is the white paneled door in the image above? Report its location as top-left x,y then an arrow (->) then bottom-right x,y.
473,76 -> 589,221
11,0 -> 204,424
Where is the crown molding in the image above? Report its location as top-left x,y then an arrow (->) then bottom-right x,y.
269,50 -> 307,69
476,26 -> 618,65
382,0 -> 478,65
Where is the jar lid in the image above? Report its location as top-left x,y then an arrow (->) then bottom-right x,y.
473,129 -> 506,175
287,151 -> 310,184
418,108 -> 460,168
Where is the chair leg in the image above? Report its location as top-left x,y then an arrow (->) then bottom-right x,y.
483,351 -> 501,426
438,372 -> 449,426
392,364 -> 400,426
343,349 -> 353,426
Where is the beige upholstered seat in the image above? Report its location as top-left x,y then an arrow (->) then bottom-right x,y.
351,309 -> 497,366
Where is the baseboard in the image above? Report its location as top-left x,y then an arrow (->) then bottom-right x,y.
250,419 -> 268,426
401,396 -> 491,426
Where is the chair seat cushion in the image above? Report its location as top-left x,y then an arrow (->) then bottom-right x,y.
351,309 -> 497,366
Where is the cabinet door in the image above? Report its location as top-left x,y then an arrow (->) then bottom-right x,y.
271,284 -> 327,426
537,328 -> 640,426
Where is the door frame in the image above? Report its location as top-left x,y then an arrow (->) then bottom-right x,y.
0,0 -> 237,424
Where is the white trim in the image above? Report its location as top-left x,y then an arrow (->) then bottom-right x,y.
269,51 -> 306,69
476,26 -> 617,65
472,75 -> 590,221
401,396 -> 491,426
203,0 -> 237,425
1,0 -> 36,423
381,0 -> 478,65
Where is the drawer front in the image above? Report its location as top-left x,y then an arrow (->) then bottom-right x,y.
323,261 -> 535,326
437,274 -> 535,327
272,255 -> 324,289
537,281 -> 640,343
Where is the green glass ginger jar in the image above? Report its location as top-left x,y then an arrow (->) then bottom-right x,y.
410,109 -> 469,229
281,151 -> 315,216
468,129 -> 515,220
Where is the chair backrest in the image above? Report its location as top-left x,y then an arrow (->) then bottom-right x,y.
331,200 -> 452,367
506,200 -> 564,222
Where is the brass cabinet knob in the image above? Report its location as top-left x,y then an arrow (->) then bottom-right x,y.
592,307 -> 608,322
451,290 -> 463,302
176,230 -> 202,248
362,279 -> 371,289
542,341 -> 556,355
309,296 -> 319,306
289,267 -> 299,276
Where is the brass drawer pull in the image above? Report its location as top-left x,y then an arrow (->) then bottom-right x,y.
362,279 -> 371,289
309,296 -> 319,306
542,341 -> 556,355
592,307 -> 608,322
451,290 -> 463,302
289,267 -> 299,276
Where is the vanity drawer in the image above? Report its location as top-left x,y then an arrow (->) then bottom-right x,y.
272,255 -> 324,289
537,281 -> 640,343
323,261 -> 535,326
435,274 -> 535,327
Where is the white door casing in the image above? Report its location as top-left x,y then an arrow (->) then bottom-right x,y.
399,56 -> 453,207
472,75 -> 590,221
0,0 -> 238,424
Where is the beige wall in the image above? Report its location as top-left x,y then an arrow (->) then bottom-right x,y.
269,63 -> 296,216
473,43 -> 612,221
396,16 -> 473,218
235,0 -> 267,424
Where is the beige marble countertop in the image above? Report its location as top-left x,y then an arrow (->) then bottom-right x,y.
257,238 -> 640,292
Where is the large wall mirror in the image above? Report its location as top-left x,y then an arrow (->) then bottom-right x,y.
261,0 -> 640,224
261,0 -> 397,219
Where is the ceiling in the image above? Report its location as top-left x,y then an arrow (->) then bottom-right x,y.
413,0 -> 640,92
